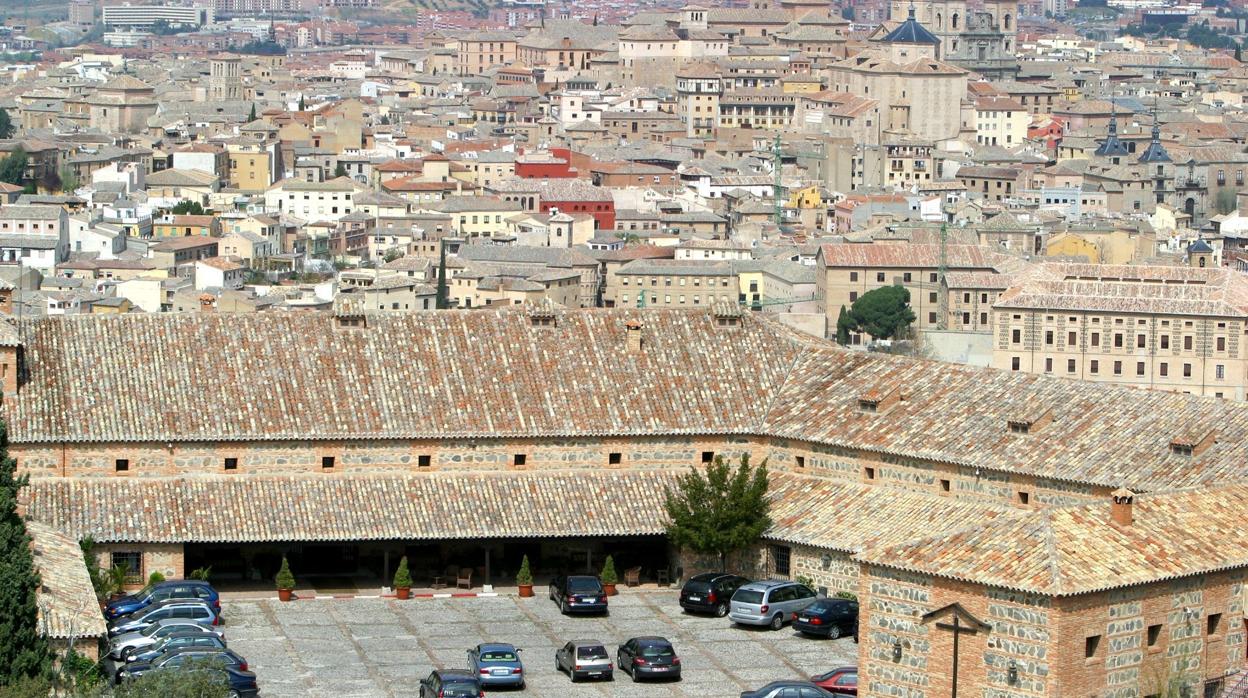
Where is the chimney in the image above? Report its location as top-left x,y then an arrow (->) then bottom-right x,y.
625,320 -> 643,354
1110,487 -> 1135,526
199,294 -> 216,313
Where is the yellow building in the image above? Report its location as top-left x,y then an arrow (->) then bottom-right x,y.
1045,231 -> 1100,263
227,144 -> 273,193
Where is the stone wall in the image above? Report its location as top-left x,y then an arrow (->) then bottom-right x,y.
94,543 -> 185,589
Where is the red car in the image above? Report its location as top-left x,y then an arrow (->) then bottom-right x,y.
812,667 -> 857,695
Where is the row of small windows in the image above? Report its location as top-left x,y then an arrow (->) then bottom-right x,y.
113,451 -> 722,473
1012,357 -> 1226,380
1086,614 -> 1221,661
1013,329 -> 1230,353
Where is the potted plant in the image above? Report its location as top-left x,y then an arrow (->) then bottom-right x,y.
516,555 -> 534,598
147,571 -> 166,586
393,556 -> 412,600
276,556 -> 296,602
601,555 -> 619,596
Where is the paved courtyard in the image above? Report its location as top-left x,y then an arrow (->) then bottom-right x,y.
222,591 -> 858,697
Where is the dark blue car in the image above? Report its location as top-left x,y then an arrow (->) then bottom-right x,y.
117,648 -> 248,684
105,580 -> 219,621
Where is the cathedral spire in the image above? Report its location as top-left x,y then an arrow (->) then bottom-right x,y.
1095,96 -> 1129,159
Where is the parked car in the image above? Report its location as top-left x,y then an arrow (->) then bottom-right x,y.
741,680 -> 837,698
121,632 -> 229,665
121,659 -> 258,698
548,575 -> 609,615
105,580 -> 220,621
467,642 -> 524,688
615,636 -> 681,682
793,598 -> 859,639
107,599 -> 221,638
812,667 -> 858,695
117,648 -> 248,684
555,639 -> 613,682
679,573 -> 749,617
729,580 -> 818,630
418,669 -> 484,698
109,619 -> 226,660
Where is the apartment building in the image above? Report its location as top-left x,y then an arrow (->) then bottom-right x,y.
992,263 -> 1248,400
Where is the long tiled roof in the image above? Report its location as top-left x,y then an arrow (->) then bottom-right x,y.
11,308 -> 1248,492
995,263 -> 1248,317
857,483 -> 1248,596
4,309 -> 799,444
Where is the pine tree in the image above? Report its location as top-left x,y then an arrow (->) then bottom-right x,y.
0,422 -> 52,683
835,306 -> 851,345
664,455 -> 771,572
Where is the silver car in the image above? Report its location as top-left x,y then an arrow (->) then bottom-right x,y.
555,639 -> 614,682
729,581 -> 818,630
108,618 -> 226,660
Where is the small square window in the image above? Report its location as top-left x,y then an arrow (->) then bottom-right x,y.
1085,635 -> 1100,658
1017,491 -> 1030,505
224,457 -> 238,471
864,466 -> 876,481
795,456 -> 805,468
418,455 -> 431,468
940,479 -> 951,492
115,458 -> 129,472
608,452 -> 621,465
321,456 -> 335,469
513,454 -> 526,466
1147,624 -> 1162,647
701,451 -> 714,464
1208,613 -> 1222,636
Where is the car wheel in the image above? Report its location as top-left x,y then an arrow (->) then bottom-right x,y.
770,613 -> 784,630
827,625 -> 841,640
715,602 -> 729,617
559,598 -> 567,615
229,692 -> 240,698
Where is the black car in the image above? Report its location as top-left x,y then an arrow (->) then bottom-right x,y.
616,636 -> 681,682
120,632 -> 229,665
793,598 -> 859,640
548,575 -> 609,615
419,669 -> 483,698
117,648 -> 248,684
679,573 -> 749,617
741,680 -> 836,698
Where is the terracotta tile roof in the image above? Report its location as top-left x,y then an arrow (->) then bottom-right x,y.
857,483 -> 1248,596
22,471 -> 681,543
26,522 -> 107,639
995,263 -> 1248,317
4,309 -> 799,444
818,243 -> 1012,270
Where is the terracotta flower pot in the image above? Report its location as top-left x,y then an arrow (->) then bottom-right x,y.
278,588 -> 293,602
603,583 -> 617,597
396,587 -> 411,600
517,584 -> 534,598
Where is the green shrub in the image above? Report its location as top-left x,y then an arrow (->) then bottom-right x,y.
515,555 -> 533,586
188,566 -> 213,582
795,574 -> 814,588
600,555 -> 618,585
147,571 -> 165,586
393,556 -> 412,588
834,591 -> 858,601
275,556 -> 295,590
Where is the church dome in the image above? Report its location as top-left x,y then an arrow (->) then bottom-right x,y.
882,5 -> 940,45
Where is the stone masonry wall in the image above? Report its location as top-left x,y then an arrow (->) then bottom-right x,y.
93,543 -> 185,590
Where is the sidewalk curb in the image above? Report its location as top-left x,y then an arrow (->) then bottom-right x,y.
272,591 -> 506,601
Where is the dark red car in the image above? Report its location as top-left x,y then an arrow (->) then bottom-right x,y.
812,667 -> 857,695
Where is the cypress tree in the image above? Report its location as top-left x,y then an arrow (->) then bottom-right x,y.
0,422 -> 51,683
835,305 -> 852,345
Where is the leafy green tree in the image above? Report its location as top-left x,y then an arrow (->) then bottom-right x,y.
170,200 -> 207,216
114,659 -> 233,698
664,454 -> 771,572
1215,188 -> 1238,215
58,165 -> 79,193
835,305 -> 852,345
843,286 -> 916,341
334,162 -> 348,178
0,109 -> 14,139
0,422 -> 52,683
0,147 -> 27,186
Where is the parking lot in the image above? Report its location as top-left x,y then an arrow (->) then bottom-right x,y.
223,590 -> 858,697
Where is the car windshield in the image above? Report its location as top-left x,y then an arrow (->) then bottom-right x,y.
639,644 -> 674,658
139,624 -> 163,637
735,589 -> 764,604
805,601 -> 833,613
567,578 -> 600,592
683,580 -> 712,593
576,646 -> 608,660
134,584 -> 156,599
480,651 -> 516,661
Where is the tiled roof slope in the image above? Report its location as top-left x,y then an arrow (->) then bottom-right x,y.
26,522 -> 108,638
22,471 -> 1001,548
22,472 -> 677,543
856,484 -> 1248,596
761,345 -> 1248,491
4,309 -> 800,443
11,308 -> 1248,492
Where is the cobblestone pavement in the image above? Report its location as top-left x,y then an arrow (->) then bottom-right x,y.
223,591 -> 858,697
